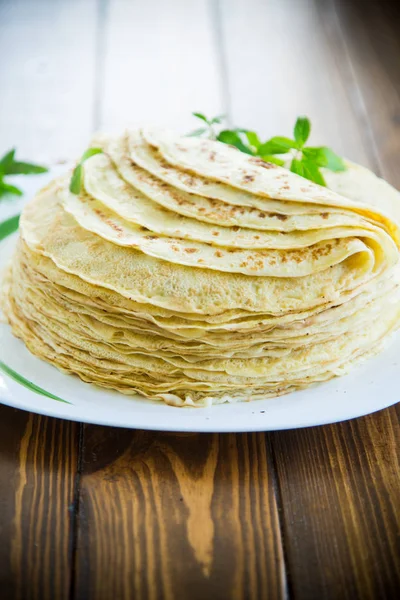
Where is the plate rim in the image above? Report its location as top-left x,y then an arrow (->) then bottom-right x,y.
0,386 -> 396,432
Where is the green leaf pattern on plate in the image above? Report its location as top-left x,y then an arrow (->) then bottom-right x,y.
0,361 -> 72,405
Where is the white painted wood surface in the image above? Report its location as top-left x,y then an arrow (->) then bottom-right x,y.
100,0 -> 223,133
219,0 -> 370,166
0,0 -> 398,189
0,0 -> 98,162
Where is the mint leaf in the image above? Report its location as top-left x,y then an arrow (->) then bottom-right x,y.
217,130 -> 254,155
245,131 -> 261,149
6,161 -> 48,175
318,147 -> 346,172
290,158 -> 305,177
0,149 -> 47,176
303,147 -> 346,172
193,112 -> 208,123
187,127 -> 208,137
294,117 -> 311,147
0,148 -> 48,202
210,114 -> 225,124
0,182 -> 23,197
80,148 -> 103,162
302,159 -> 327,186
258,136 -> 297,155
70,148 -> 103,194
186,112 -> 347,182
260,155 -> 285,166
302,147 -> 327,166
69,164 -> 82,194
0,149 -> 16,174
291,157 -> 326,186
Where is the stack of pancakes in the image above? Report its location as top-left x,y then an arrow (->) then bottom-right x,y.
2,128 -> 400,406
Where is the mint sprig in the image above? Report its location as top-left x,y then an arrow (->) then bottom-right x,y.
70,148 -> 103,194
0,148 -> 48,200
188,114 -> 346,186
187,113 -> 225,139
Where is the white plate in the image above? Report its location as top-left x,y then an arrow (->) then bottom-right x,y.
0,174 -> 399,431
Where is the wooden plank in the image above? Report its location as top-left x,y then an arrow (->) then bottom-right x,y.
219,0 -> 371,165
0,0 -> 98,162
0,406 -> 79,600
331,0 -> 400,187
270,408 -> 400,599
74,429 -> 285,600
99,0 -> 224,133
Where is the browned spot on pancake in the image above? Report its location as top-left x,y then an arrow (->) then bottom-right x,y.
185,248 -> 198,254
254,235 -> 260,240
214,250 -> 223,258
243,174 -> 255,183
145,235 -> 158,240
94,209 -> 124,233
212,231 -> 220,236
232,226 -> 240,232
321,212 -> 329,219
159,159 -> 171,170
276,214 -> 288,221
249,157 -> 278,169
308,241 -> 335,262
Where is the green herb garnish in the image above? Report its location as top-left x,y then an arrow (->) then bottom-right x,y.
187,113 -> 225,139
70,148 -> 103,194
188,113 -> 346,186
0,148 -> 48,199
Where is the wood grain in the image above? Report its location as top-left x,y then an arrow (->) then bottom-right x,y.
73,429 -> 285,600
0,406 -> 79,600
270,407 -> 400,599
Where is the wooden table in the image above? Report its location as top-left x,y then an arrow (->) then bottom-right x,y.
0,1 -> 399,598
